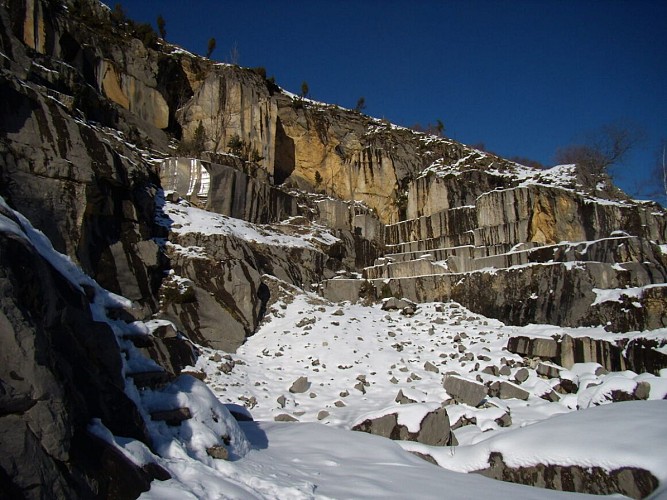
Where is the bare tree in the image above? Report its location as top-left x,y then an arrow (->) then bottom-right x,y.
645,140 -> 667,203
410,119 -> 445,137
354,96 -> 366,113
661,143 -> 667,200
228,42 -> 240,65
555,122 -> 644,176
658,141 -> 667,197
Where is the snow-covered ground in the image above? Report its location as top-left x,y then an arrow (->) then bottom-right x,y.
185,284 -> 667,498
158,194 -> 340,250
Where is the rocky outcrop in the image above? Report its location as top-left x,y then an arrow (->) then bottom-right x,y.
475,452 -> 658,499
159,207 -> 384,351
352,406 -> 456,447
0,4 -> 167,311
508,334 -> 667,375
0,208 -> 159,498
160,246 -> 267,352
443,375 -> 487,407
160,157 -> 298,223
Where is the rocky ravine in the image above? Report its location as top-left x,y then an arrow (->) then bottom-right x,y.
1,0 -> 667,498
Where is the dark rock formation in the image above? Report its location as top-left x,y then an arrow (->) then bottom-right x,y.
475,452 -> 658,499
0,1 -> 166,311
352,406 -> 456,447
508,334 -> 667,374
443,374 -> 487,407
0,213 -> 159,498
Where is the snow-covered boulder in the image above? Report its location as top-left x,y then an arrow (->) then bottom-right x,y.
443,374 -> 487,407
352,403 -> 456,447
430,401 -> 667,498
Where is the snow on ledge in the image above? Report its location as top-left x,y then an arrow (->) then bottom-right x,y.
403,400 -> 667,481
592,283 -> 667,306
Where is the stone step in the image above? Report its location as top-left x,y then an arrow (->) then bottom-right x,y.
385,233 -> 475,255
128,370 -> 171,389
363,258 -> 450,280
384,206 -> 477,247
321,260 -> 667,331
150,407 -> 192,426
376,235 -> 666,277
379,243 -> 531,265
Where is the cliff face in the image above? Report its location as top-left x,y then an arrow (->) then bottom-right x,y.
3,0 -> 666,341
0,201 -> 164,499
0,0 -> 170,314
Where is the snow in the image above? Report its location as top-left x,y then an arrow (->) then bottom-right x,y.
141,376 -> 250,461
160,197 -> 339,250
592,283 -> 667,306
353,402 -> 442,433
143,421 -> 598,500
416,401 -> 667,481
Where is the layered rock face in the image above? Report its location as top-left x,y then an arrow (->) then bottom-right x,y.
0,0 -> 169,312
160,157 -> 297,223
155,190 -> 383,351
0,204 -> 158,498
476,452 -> 657,499
323,167 -> 667,333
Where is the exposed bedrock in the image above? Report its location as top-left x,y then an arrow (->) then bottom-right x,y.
387,185 -> 666,249
325,260 -> 667,332
0,217 -> 160,498
474,452 -> 658,499
508,334 -> 667,375
160,218 -> 382,351
0,15 -> 166,310
159,157 -> 298,224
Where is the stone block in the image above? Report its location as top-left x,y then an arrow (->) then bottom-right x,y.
443,375 -> 487,407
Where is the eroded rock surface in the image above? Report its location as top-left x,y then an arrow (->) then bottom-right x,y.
475,452 -> 658,499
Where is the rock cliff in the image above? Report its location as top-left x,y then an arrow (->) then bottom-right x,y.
3,0 -> 665,353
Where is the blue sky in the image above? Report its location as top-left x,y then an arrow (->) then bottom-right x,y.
117,0 -> 666,203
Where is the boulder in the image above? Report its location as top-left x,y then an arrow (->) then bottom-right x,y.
395,389 -> 418,405
490,381 -> 530,401
150,408 -> 192,426
443,375 -> 487,407
274,414 -> 299,422
536,362 -> 561,379
206,445 -> 229,460
424,361 -> 440,374
352,406 -> 456,447
289,376 -> 310,394
507,336 -> 559,359
513,367 -> 530,383
381,297 -> 416,311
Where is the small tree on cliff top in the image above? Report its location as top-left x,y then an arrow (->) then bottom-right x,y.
206,37 -> 217,58
157,14 -> 166,39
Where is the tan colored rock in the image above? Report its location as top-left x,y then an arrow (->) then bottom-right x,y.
23,0 -> 46,53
